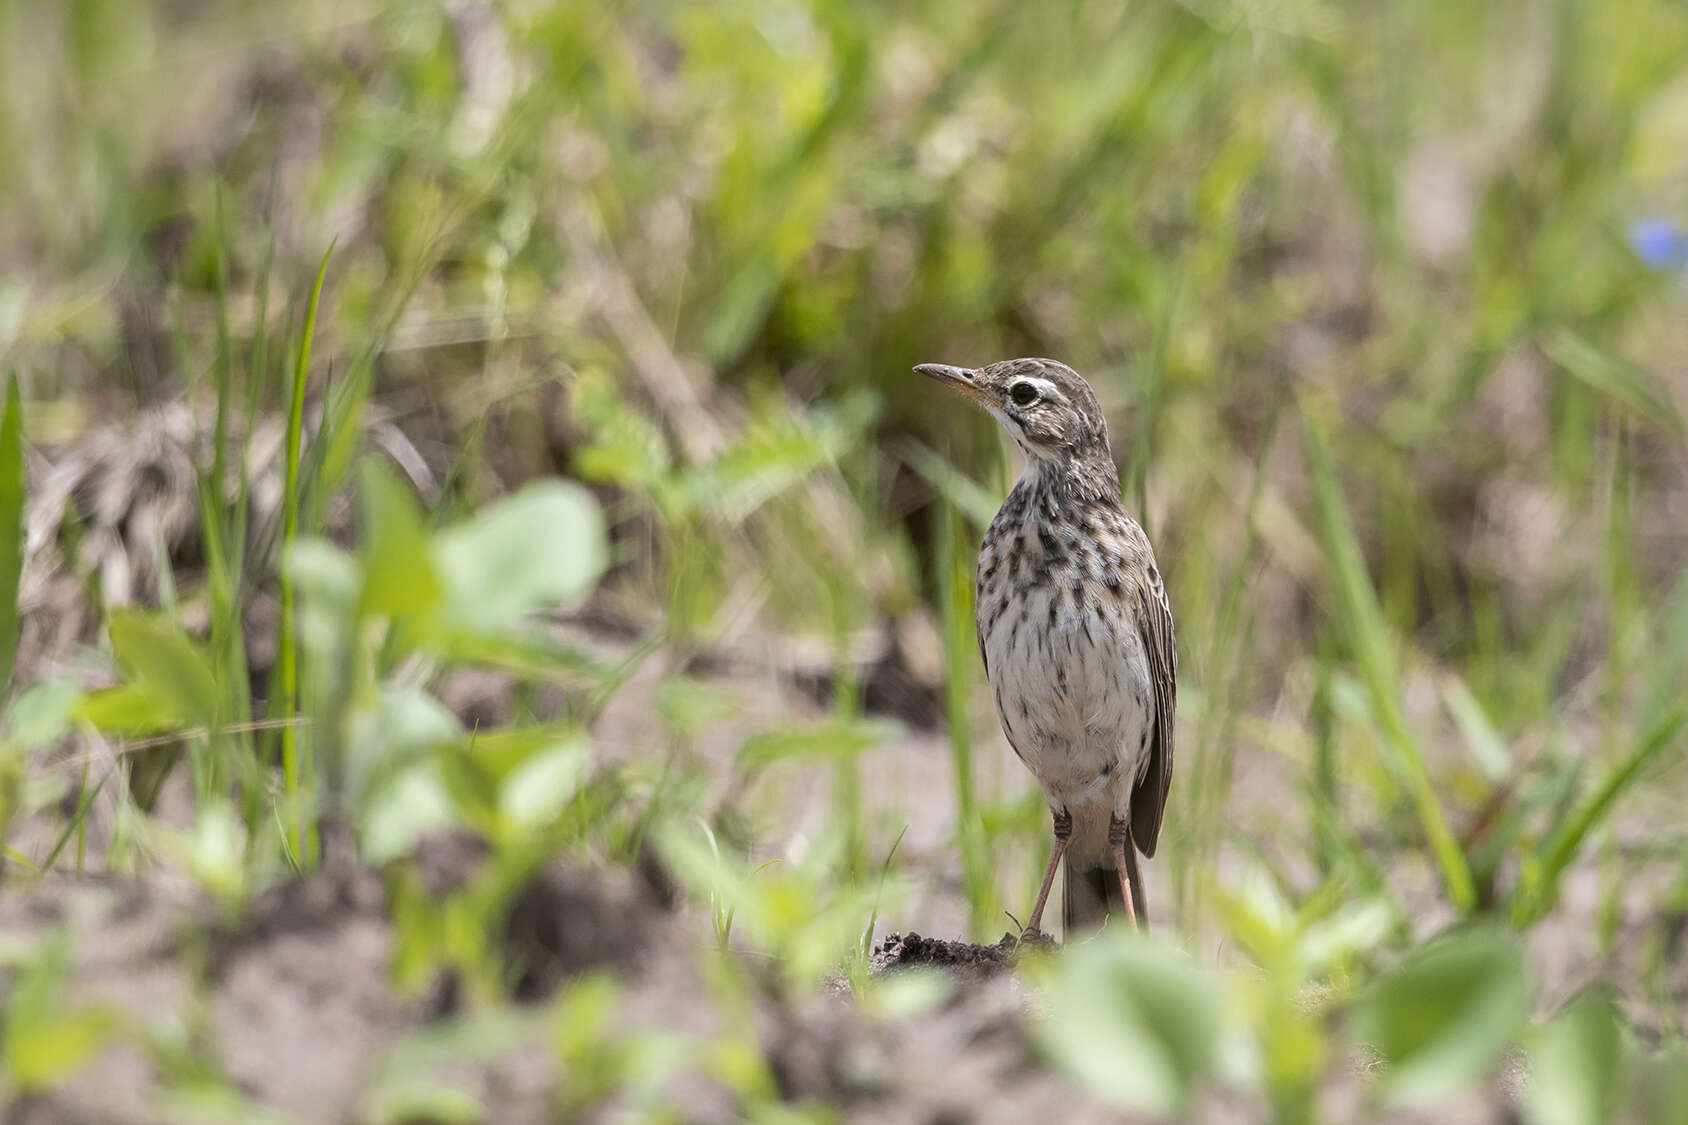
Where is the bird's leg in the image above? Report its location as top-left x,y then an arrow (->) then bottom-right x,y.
1024,808 -> 1072,936
1107,815 -> 1139,929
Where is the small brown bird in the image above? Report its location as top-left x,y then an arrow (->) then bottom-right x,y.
917,358 -> 1175,937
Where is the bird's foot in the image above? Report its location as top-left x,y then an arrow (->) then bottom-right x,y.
1013,925 -> 1059,953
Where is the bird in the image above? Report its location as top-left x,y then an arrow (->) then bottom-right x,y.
915,357 -> 1175,937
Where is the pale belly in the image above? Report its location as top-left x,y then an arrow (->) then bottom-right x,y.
980,580 -> 1153,860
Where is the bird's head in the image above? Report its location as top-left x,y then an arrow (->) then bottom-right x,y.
915,357 -> 1110,464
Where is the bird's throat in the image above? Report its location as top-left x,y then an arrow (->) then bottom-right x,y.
1021,450 -> 1121,509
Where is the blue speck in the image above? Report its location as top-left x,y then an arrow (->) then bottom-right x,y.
1631,218 -> 1686,269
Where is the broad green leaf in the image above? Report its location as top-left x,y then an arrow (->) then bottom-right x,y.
281,537 -> 362,666
344,686 -> 461,808
1526,991 -> 1624,1125
1349,928 -> 1527,1104
498,736 -> 590,831
107,610 -> 221,730
7,678 -> 85,748
363,765 -> 458,865
1036,933 -> 1223,1116
1295,898 -> 1396,976
432,481 -> 606,630
73,682 -> 180,736
189,798 -> 247,905
358,462 -> 443,620
1,937 -> 118,1094
0,377 -> 24,698
283,538 -> 362,603
457,722 -> 587,788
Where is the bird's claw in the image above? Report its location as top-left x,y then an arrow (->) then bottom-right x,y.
1015,926 -> 1058,952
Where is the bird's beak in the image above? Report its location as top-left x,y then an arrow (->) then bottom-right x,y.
914,363 -> 998,408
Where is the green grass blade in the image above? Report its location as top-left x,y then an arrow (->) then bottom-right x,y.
1641,565 -> 1688,732
1543,329 -> 1684,436
197,204 -> 252,799
1516,702 -> 1688,927
40,768 -> 112,873
233,225 -> 277,585
1300,401 -> 1475,912
210,185 -> 234,549
0,378 -> 23,699
934,496 -> 991,936
1180,387 -> 1282,916
894,438 -> 1000,528
1124,270 -> 1179,528
279,241 -> 334,856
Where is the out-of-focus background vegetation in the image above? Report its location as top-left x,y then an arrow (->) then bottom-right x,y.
2,0 -> 1687,1120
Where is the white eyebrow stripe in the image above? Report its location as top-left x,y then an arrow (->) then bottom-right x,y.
1011,377 -> 1060,399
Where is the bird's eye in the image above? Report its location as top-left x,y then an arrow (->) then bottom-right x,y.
1008,382 -> 1039,407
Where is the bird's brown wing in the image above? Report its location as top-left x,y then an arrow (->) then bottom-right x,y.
1129,567 -> 1176,857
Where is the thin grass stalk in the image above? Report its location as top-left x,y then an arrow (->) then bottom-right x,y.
1300,400 -> 1476,912
1177,384 -> 1280,923
42,766 -> 109,873
199,201 -> 252,800
74,759 -> 88,873
210,186 -> 234,545
1312,624 -> 1339,875
935,496 -> 989,935
828,563 -> 867,881
1126,268 -> 1179,527
233,226 -> 277,585
1515,702 -> 1688,927
1600,419 -> 1635,758
232,228 -> 276,835
280,245 -> 334,857
0,378 -> 25,699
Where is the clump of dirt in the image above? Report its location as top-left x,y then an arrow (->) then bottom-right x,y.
869,930 -> 1052,981
503,857 -> 670,1000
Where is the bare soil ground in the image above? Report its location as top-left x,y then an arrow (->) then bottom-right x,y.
1,852 -> 1553,1124
0,856 -> 1106,1123
3,587 -> 1680,1122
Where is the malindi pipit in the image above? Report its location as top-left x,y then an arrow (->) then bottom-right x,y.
917,358 -> 1175,937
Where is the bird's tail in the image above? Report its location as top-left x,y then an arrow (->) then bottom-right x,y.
1062,850 -> 1149,937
